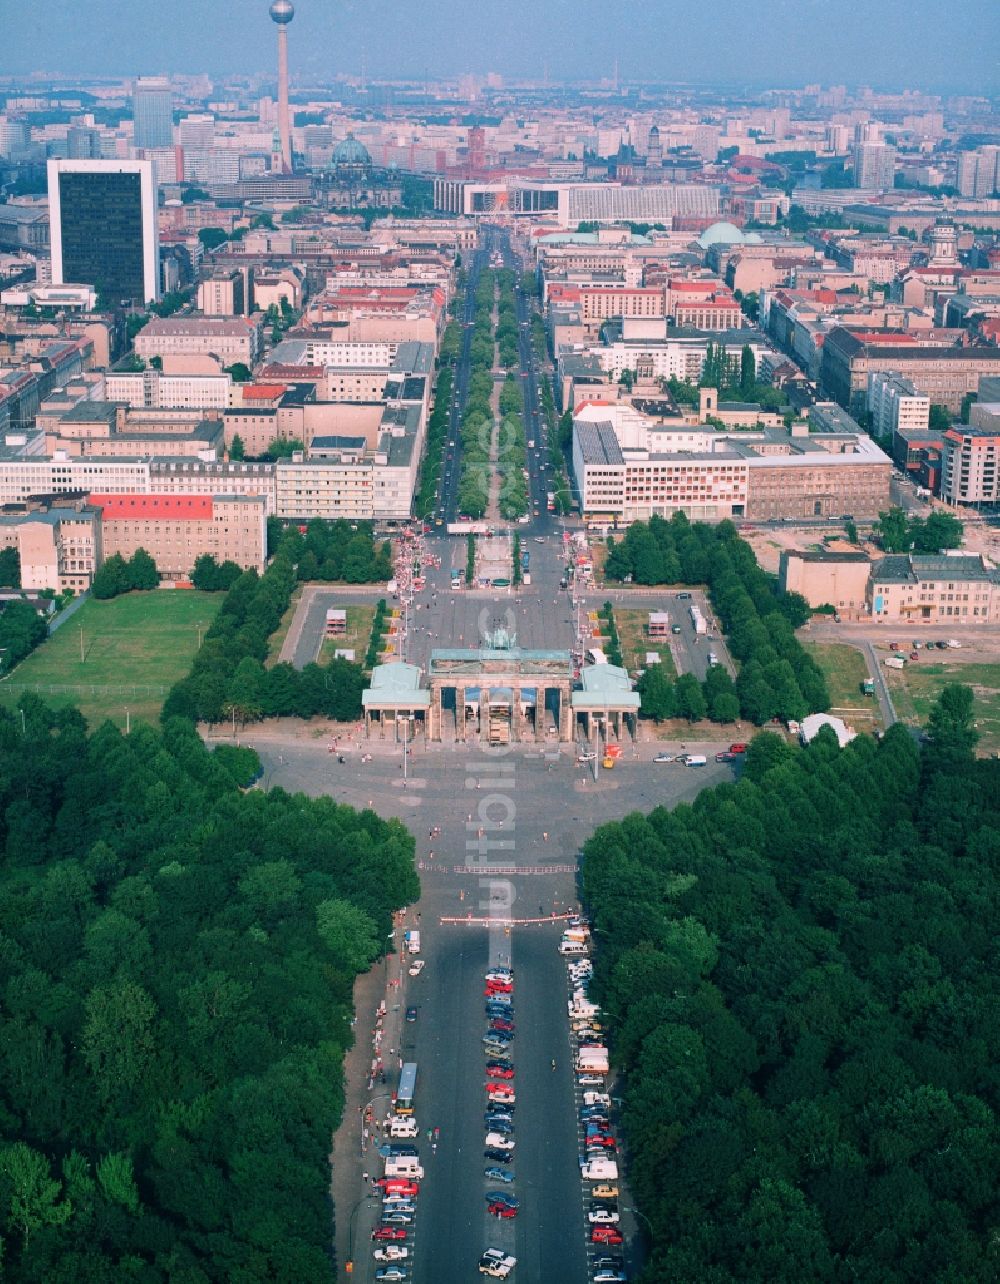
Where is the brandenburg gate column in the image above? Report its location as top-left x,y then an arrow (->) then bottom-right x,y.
559,682 -> 572,742
456,685 -> 466,741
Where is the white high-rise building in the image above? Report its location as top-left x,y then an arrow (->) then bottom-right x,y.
133,77 -> 173,150
853,142 -> 896,190
868,371 -> 930,440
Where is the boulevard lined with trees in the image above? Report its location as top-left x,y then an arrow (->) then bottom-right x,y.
582,690 -> 1000,1282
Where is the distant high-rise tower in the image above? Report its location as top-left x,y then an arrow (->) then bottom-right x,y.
646,124 -> 662,169
468,125 -> 486,172
133,77 -> 173,150
269,0 -> 294,174
47,159 -> 159,305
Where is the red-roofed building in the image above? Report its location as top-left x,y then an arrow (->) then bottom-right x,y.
89,492 -> 267,577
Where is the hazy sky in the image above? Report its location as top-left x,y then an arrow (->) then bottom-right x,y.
5,0 -> 999,91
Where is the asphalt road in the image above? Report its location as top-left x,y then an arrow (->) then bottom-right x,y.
244,714 -> 737,1284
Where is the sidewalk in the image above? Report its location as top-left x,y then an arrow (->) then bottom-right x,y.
331,914 -> 410,1278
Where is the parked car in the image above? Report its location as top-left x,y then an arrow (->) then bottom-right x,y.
592,1226 -> 624,1245
715,751 -> 736,762
479,1249 -> 517,1278
372,1227 -> 407,1242
373,1246 -> 409,1262
405,1006 -> 418,1022
488,1201 -> 518,1219
591,1184 -> 619,1200
375,1269 -> 409,1283
589,1207 -> 621,1224
484,1133 -> 514,1151
407,959 -> 425,977
484,1166 -> 515,1183
485,1192 -> 519,1210
653,752 -> 675,764
485,1063 -> 514,1079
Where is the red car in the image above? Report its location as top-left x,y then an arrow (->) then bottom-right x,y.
372,1227 -> 407,1242
375,1179 -> 419,1196
485,980 -> 513,994
486,1064 -> 514,1079
715,751 -> 736,763
489,1019 -> 515,1032
489,1202 -> 518,1219
587,1135 -> 617,1149
485,1080 -> 513,1093
592,1226 -> 623,1245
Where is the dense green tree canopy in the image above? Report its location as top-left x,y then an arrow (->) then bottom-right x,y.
581,691 -> 1000,1282
0,701 -> 417,1278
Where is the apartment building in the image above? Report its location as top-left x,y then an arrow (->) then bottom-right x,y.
0,499 -> 101,592
940,426 -> 1000,506
89,493 -> 267,576
868,371 -> 930,439
868,553 -> 1000,623
149,459 -> 277,512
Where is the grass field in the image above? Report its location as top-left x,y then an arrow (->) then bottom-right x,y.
318,605 -> 376,667
806,642 -> 883,735
0,591 -> 222,729
615,608 -> 678,677
885,660 -> 1000,756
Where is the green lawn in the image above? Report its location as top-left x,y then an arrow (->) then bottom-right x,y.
806,642 -> 883,733
885,661 -> 1000,757
317,604 -> 375,667
266,583 -> 302,667
0,591 -> 222,729
615,608 -> 678,677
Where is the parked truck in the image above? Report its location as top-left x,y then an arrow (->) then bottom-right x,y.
689,604 -> 707,636
404,929 -> 421,954
861,678 -> 875,696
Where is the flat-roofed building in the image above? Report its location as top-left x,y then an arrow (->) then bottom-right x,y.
0,498 -> 101,592
88,492 -> 267,577
941,426 -> 1000,505
868,370 -> 930,440
778,548 -> 872,613
104,369 -> 233,410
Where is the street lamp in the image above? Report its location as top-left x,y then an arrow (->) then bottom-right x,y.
624,1205 -> 653,1236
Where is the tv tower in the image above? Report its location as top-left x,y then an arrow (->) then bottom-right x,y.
269,0 -> 294,173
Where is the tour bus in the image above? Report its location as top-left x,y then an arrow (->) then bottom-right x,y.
395,1062 -> 418,1116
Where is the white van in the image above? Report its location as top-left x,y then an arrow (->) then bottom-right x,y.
559,940 -> 588,956
384,1158 -> 424,1180
581,1158 -> 618,1181
685,755 -> 707,767
389,1116 -> 419,1138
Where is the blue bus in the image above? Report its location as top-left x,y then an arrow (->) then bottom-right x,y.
396,1062 -> 418,1115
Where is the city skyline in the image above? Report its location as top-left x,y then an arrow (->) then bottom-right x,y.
4,0 -> 1000,92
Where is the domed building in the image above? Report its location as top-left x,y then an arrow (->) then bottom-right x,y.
697,221 -> 750,249
331,133 -> 373,179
